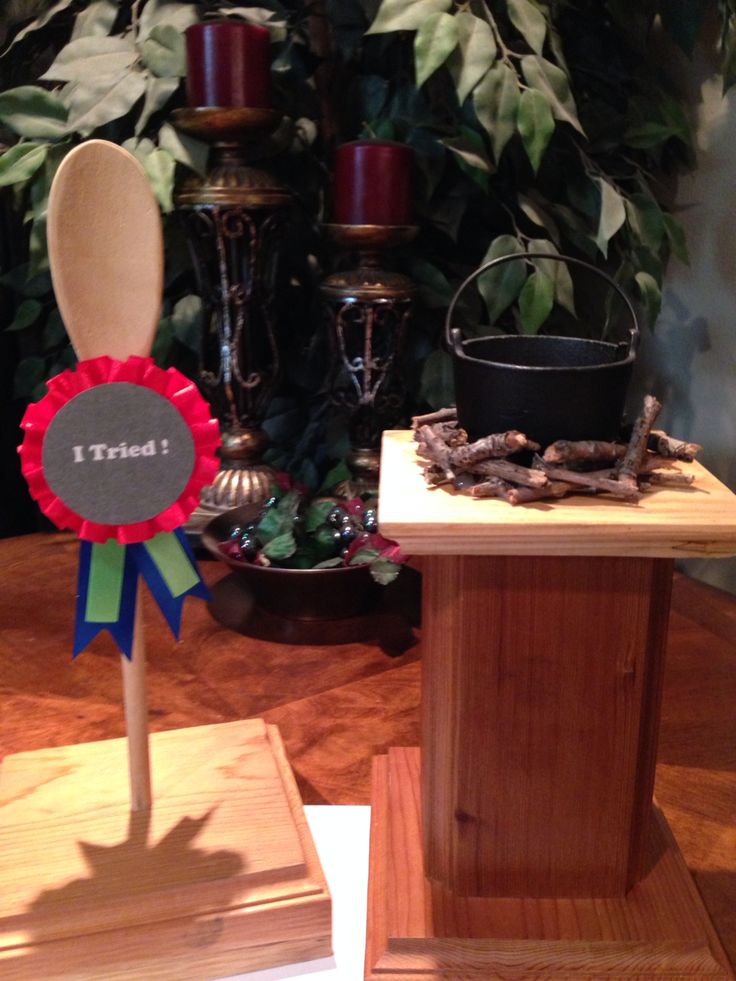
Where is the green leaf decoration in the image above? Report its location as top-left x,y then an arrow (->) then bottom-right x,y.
2,0 -> 76,53
13,355 -> 46,399
136,76 -> 180,135
517,88 -> 554,173
71,0 -> 118,40
318,460 -> 352,494
0,88 -> 68,139
419,349 -> 454,410
369,557 -> 401,585
442,129 -> 493,189
41,36 -> 137,83
634,271 -> 662,328
6,298 -> 42,332
66,69 -> 147,136
256,506 -> 290,544
367,0 -> 452,35
594,178 -> 626,257
141,25 -> 186,78
518,269 -> 554,334
262,531 -> 297,561
304,500 -> 335,533
313,556 -> 344,569
507,0 -> 547,55
143,148 -> 176,212
527,238 -> 576,316
0,143 -> 48,187
414,13 -> 458,88
139,0 -> 199,39
473,62 -> 520,163
171,294 -> 202,352
520,55 -> 584,136
158,121 -> 208,176
477,234 -> 526,325
348,547 -> 381,567
447,12 -> 497,104
663,213 -> 690,264
625,192 -> 665,253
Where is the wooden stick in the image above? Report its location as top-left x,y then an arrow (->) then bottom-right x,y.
543,440 -> 626,465
122,587 -> 152,811
411,407 -> 457,428
648,430 -> 702,461
618,395 -> 662,489
450,430 -> 537,467
473,458 -> 549,488
536,460 -> 640,501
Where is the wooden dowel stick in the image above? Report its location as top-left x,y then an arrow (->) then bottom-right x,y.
121,587 -> 151,811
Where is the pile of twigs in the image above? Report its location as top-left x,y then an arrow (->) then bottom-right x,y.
411,397 -> 701,506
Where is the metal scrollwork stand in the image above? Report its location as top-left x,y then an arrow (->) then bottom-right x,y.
321,223 -> 417,495
172,107 -> 291,528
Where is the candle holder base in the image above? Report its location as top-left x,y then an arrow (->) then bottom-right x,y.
366,748 -> 732,980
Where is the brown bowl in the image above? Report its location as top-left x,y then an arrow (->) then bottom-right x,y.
201,505 -> 381,621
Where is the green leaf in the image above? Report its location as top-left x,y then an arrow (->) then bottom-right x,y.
43,307 -> 67,346
0,143 -> 48,187
507,0 -> 547,55
527,238 -> 575,316
139,0 -> 199,38
447,12 -> 497,104
369,557 -> 401,585
6,299 -> 42,332
414,12 -> 458,88
14,355 -> 46,399
520,55 -> 584,136
158,121 -> 208,176
419,349 -> 454,409
143,147 -> 176,212
517,88 -> 554,173
171,294 -> 202,352
141,24 -> 186,78
313,556 -> 344,569
304,500 -> 335,533
2,0 -> 76,53
406,257 -> 453,308
518,270 -> 554,334
41,36 -> 138,83
318,460 -> 353,494
634,271 -> 662,328
663,213 -> 690,264
442,129 -> 493,189
594,177 -> 626,257
473,62 -> 520,163
0,88 -> 68,139
136,76 -> 180,135
256,505 -> 290,543
477,235 -> 526,324
348,547 -> 381,566
71,0 -> 118,39
262,531 -> 297,561
518,194 -> 560,244
625,193 -> 665,252
66,69 -> 147,136
367,0 -> 452,35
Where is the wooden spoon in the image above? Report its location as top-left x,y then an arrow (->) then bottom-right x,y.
48,140 -> 164,811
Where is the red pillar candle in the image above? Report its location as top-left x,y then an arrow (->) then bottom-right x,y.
185,21 -> 270,109
333,140 -> 413,226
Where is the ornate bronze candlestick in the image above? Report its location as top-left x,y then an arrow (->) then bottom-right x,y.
321,223 -> 416,494
172,107 -> 291,521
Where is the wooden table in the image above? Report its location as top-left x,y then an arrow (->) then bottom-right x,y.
369,431 -> 736,980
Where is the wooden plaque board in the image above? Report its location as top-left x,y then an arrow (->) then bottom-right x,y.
366,749 -> 733,980
0,719 -> 331,979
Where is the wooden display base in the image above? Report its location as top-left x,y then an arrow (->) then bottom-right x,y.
366,749 -> 733,980
0,719 -> 331,980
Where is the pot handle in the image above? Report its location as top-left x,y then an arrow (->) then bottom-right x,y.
445,252 -> 640,358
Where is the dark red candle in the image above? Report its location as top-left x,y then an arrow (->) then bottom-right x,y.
333,140 -> 413,226
185,21 -> 270,109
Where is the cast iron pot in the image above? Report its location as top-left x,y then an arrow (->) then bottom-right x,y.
447,253 -> 639,447
202,505 -> 380,620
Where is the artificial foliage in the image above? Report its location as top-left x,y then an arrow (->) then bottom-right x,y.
1,0 -> 734,481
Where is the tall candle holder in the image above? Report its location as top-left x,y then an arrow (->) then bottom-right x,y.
321,223 -> 416,494
172,106 -> 291,523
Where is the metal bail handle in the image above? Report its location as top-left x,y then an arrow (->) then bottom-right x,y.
445,252 -> 640,358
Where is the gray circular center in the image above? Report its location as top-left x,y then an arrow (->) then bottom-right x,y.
42,383 -> 196,526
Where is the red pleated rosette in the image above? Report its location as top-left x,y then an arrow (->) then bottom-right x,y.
19,356 -> 220,544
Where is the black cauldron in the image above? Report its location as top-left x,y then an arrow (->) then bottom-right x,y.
447,253 -> 639,447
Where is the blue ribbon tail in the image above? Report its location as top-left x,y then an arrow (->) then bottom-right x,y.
74,541 -> 138,659
131,529 -> 210,640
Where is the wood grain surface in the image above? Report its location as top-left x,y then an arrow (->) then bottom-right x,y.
379,430 -> 736,557
0,532 -> 734,971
